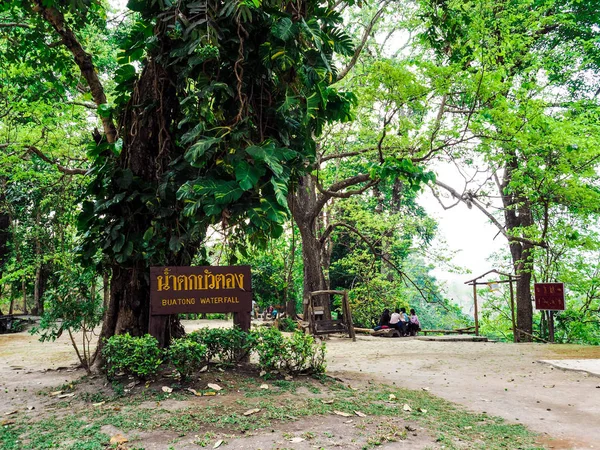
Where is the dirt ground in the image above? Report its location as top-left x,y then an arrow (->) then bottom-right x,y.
325,335 -> 600,450
1,320 -> 599,449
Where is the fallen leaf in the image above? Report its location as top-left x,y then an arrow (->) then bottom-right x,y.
213,439 -> 223,448
422,387 -> 430,391
403,404 -> 412,412
199,366 -> 208,373
259,370 -> 267,377
162,386 -> 173,393
354,411 -> 366,417
49,391 -> 63,397
464,426 -> 472,430
187,388 -> 202,396
57,393 -> 75,399
1,419 -> 15,426
389,394 -> 397,401
243,408 -> 261,416
321,399 -> 334,404
109,434 -> 128,445
418,408 -> 428,414
334,410 -> 352,417
260,384 -> 269,390
344,419 -> 353,424
207,383 -> 222,391
289,437 -> 305,443
203,391 -> 216,396
543,385 -> 555,388
93,401 -> 105,407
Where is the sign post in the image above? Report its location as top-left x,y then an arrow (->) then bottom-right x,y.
534,283 -> 565,343
149,265 -> 253,342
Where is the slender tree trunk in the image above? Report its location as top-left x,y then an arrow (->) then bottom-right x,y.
501,158 -> 534,342
22,279 -> 28,315
33,209 -> 43,315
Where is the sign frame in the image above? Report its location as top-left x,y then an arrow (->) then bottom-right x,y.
534,282 -> 565,311
148,265 -> 253,341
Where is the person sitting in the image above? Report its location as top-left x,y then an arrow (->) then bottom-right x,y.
373,308 -> 391,331
399,307 -> 410,336
389,308 -> 406,335
407,308 -> 421,336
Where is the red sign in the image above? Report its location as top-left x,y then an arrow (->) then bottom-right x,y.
534,283 -> 565,310
150,266 -> 252,315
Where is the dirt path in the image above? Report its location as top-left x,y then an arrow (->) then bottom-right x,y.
2,321 -> 599,449
326,335 -> 600,450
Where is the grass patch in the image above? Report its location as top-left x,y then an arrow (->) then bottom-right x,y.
1,373 -> 545,450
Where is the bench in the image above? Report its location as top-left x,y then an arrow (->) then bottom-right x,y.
420,326 -> 476,336
313,319 -> 347,335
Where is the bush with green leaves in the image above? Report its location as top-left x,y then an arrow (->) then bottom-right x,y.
167,338 -> 207,380
277,317 -> 298,332
255,328 -> 326,375
188,326 -> 256,363
30,264 -> 103,374
102,334 -> 163,380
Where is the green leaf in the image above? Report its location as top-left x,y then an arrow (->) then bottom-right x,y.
185,137 -> 222,167
97,103 -> 112,119
235,161 -> 263,190
270,178 -> 289,207
272,17 -> 295,41
213,181 -> 244,204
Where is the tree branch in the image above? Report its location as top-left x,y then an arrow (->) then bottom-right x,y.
66,101 -> 97,110
434,179 -> 547,248
336,0 -> 390,82
0,23 -> 31,29
32,1 -> 117,143
27,146 -> 88,175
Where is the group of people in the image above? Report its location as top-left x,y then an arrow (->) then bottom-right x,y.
373,307 -> 420,336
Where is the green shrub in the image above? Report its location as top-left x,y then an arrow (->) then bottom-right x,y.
278,317 -> 298,332
102,334 -> 163,380
255,328 -> 326,375
167,338 -> 207,380
188,327 -> 256,363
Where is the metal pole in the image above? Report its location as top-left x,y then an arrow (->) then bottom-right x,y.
509,277 -> 517,343
472,283 -> 479,336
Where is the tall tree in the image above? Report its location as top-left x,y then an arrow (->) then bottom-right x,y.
420,0 -> 600,340
2,0 -> 356,348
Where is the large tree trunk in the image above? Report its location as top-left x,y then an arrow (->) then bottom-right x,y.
289,175 -> 331,320
98,57 -> 184,352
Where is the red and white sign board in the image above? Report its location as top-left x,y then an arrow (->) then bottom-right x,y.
534,283 -> 565,311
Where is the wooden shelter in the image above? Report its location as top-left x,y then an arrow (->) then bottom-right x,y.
464,270 -> 520,341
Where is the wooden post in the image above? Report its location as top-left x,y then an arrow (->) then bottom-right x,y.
548,310 -> 555,343
509,278 -> 517,343
342,292 -> 356,341
472,283 -> 479,336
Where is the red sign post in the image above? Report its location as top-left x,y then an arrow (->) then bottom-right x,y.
534,283 -> 565,311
